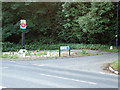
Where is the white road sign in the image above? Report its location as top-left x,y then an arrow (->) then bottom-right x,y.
60,46 -> 70,50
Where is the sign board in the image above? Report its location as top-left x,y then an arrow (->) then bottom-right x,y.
20,25 -> 27,29
20,20 -> 27,29
20,20 -> 26,24
59,46 -> 70,57
60,46 -> 70,50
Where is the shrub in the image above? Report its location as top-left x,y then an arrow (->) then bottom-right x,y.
2,42 -> 120,52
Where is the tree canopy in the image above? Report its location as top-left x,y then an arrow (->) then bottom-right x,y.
2,2 -> 120,45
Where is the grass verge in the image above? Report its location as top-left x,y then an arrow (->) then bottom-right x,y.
110,59 -> 120,71
0,54 -> 19,59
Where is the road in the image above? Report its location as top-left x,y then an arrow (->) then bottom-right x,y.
0,53 -> 118,88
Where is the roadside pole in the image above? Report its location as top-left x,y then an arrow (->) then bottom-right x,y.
59,47 -> 61,57
20,20 -> 27,49
116,1 -> 119,49
69,47 -> 71,56
18,19 -> 28,57
22,30 -> 25,49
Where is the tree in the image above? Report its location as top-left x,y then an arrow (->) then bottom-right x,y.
2,2 -> 59,44
56,2 -> 118,44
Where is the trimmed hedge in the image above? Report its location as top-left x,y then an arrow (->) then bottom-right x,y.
2,42 -> 119,52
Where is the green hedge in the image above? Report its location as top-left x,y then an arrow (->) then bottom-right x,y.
2,42 -> 119,52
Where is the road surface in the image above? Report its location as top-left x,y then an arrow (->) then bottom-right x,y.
0,53 -> 118,88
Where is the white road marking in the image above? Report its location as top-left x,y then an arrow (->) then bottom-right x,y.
33,64 -> 47,66
10,61 -> 16,63
37,65 -> 46,66
99,72 -> 107,74
0,67 -> 8,69
99,72 -> 118,76
32,64 -> 37,65
0,86 -> 6,88
40,73 -> 97,85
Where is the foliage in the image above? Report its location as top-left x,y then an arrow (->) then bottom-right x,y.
2,42 -> 21,51
26,52 -> 31,56
36,52 -> 47,56
2,2 -> 120,49
0,54 -> 9,58
2,2 -> 59,44
10,54 -> 18,59
81,50 -> 87,55
110,59 -> 120,71
26,50 -> 47,56
2,41 -> 120,52
0,53 -> 18,59
55,2 -> 119,44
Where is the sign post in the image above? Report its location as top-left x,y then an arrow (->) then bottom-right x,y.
18,20 -> 28,57
59,46 -> 70,57
20,20 -> 27,49
22,30 -> 25,49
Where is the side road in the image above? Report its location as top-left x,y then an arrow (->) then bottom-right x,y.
3,52 -> 118,74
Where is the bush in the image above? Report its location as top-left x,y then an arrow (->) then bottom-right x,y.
2,42 -> 21,52
2,42 -> 120,52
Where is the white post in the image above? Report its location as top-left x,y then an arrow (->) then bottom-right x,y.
110,46 -> 113,50
47,51 -> 50,57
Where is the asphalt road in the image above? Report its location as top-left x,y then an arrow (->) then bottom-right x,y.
0,53 -> 118,88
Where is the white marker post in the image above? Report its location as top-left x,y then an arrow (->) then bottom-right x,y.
110,46 -> 113,50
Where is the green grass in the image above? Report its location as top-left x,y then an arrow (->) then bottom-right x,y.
36,52 -> 47,56
26,52 -> 32,56
79,50 -> 95,56
0,54 -> 19,59
80,50 -> 87,55
25,50 -> 47,56
110,59 -> 120,71
10,54 -> 19,59
0,54 -> 9,58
